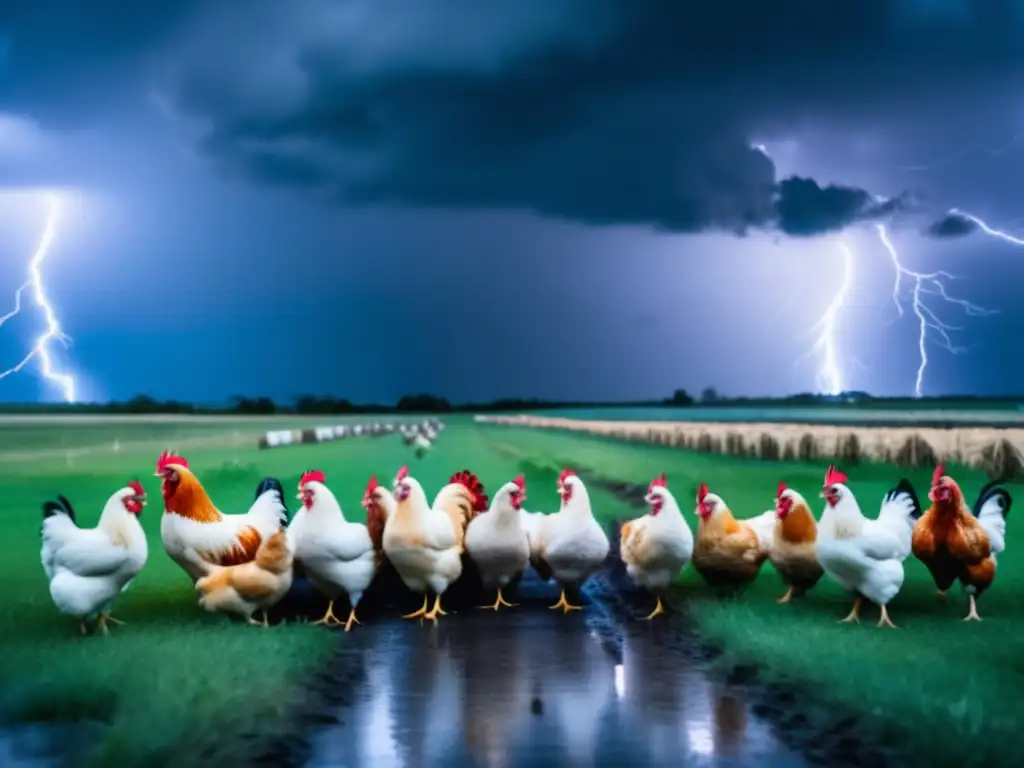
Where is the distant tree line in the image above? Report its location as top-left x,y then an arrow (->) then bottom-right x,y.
0,389 -> 1019,415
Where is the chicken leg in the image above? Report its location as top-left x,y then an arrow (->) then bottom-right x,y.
344,607 -> 361,632
839,595 -> 863,623
777,586 -> 795,604
550,589 -> 583,614
643,595 -> 666,620
877,605 -> 898,628
103,615 -> 127,626
479,588 -> 517,611
96,615 -> 111,636
422,594 -> 447,622
963,594 -> 982,622
402,594 -> 430,619
313,600 -> 343,626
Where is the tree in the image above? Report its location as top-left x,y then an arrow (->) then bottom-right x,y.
667,389 -> 694,406
700,387 -> 719,403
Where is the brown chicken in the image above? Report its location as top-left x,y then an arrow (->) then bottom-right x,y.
195,527 -> 294,625
691,483 -> 774,589
769,481 -> 824,603
912,464 -> 1012,621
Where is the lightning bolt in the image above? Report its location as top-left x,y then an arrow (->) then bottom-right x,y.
948,208 -> 1024,247
875,223 -> 996,398
805,241 -> 854,395
0,194 -> 76,402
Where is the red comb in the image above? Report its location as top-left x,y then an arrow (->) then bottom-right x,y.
932,464 -> 945,487
363,475 -> 379,503
128,480 -> 145,496
512,474 -> 525,490
777,481 -> 787,498
697,482 -> 708,503
558,468 -> 576,485
396,465 -> 409,482
300,469 -> 326,487
648,474 -> 667,493
450,469 -> 489,511
823,465 -> 847,487
156,450 -> 188,473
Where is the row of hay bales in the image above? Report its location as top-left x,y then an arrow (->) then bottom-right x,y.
257,421 -> 396,450
475,414 -> 1024,479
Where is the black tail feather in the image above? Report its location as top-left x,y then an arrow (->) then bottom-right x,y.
255,477 -> 290,525
888,478 -> 923,519
55,494 -> 76,522
973,478 -> 1013,519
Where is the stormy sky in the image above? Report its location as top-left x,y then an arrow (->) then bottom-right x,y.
1,1 -> 1023,404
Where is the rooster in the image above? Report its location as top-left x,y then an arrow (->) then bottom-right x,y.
529,469 -> 610,613
155,451 -> 289,582
620,474 -> 694,619
362,475 -> 394,563
290,469 -> 379,630
769,482 -> 824,603
691,483 -> 774,589
383,466 -> 488,622
912,464 -> 1012,621
40,482 -> 149,635
816,465 -> 922,628
464,474 -> 531,610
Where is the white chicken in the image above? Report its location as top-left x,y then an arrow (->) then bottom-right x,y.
40,482 -> 149,635
290,469 -> 378,631
464,474 -> 531,610
815,465 -> 922,628
383,466 -> 488,622
620,474 -> 694,619
529,469 -> 610,613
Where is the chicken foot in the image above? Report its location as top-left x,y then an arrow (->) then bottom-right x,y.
402,594 -> 430,619
344,608 -> 361,632
963,594 -> 982,622
103,615 -> 127,626
777,586 -> 795,604
549,589 -> 583,614
877,605 -> 898,628
838,596 -> 863,624
478,588 -> 517,611
643,596 -> 666,620
312,600 -> 344,626
422,594 -> 448,623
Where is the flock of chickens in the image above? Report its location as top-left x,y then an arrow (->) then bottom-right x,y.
39,448 -> 1012,635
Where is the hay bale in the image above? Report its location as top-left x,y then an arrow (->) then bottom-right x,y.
758,433 -> 781,460
673,432 -> 688,449
782,443 -> 796,462
979,439 -> 1024,480
837,433 -> 862,466
725,433 -> 746,456
797,434 -> 818,462
696,432 -> 713,453
894,434 -> 938,469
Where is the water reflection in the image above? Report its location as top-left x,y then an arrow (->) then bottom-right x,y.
306,610 -> 808,768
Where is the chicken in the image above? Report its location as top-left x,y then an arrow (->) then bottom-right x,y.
383,466 -> 488,622
769,482 -> 824,603
690,483 -> 774,589
40,482 -> 149,635
362,475 -> 394,562
815,465 -> 922,628
195,527 -> 294,625
464,474 -> 531,610
290,469 -> 378,630
156,451 -> 289,582
620,474 -> 694,619
529,469 -> 610,613
912,464 -> 1013,621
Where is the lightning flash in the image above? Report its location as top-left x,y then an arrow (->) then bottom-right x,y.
807,242 -> 854,394
0,194 -> 76,402
875,223 -> 996,397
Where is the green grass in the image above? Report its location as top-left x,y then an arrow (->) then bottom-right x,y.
483,425 -> 1024,768
4,416 -> 1021,766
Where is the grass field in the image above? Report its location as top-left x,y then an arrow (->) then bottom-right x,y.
0,416 -> 1020,766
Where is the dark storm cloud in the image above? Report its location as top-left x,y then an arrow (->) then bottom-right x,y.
22,0 -> 1024,235
926,210 -> 980,238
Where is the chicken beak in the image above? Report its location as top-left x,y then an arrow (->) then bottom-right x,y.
295,492 -> 304,501
818,490 -> 828,498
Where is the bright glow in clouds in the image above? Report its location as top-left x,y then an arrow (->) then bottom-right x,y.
807,241 -> 854,395
0,194 -> 76,402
